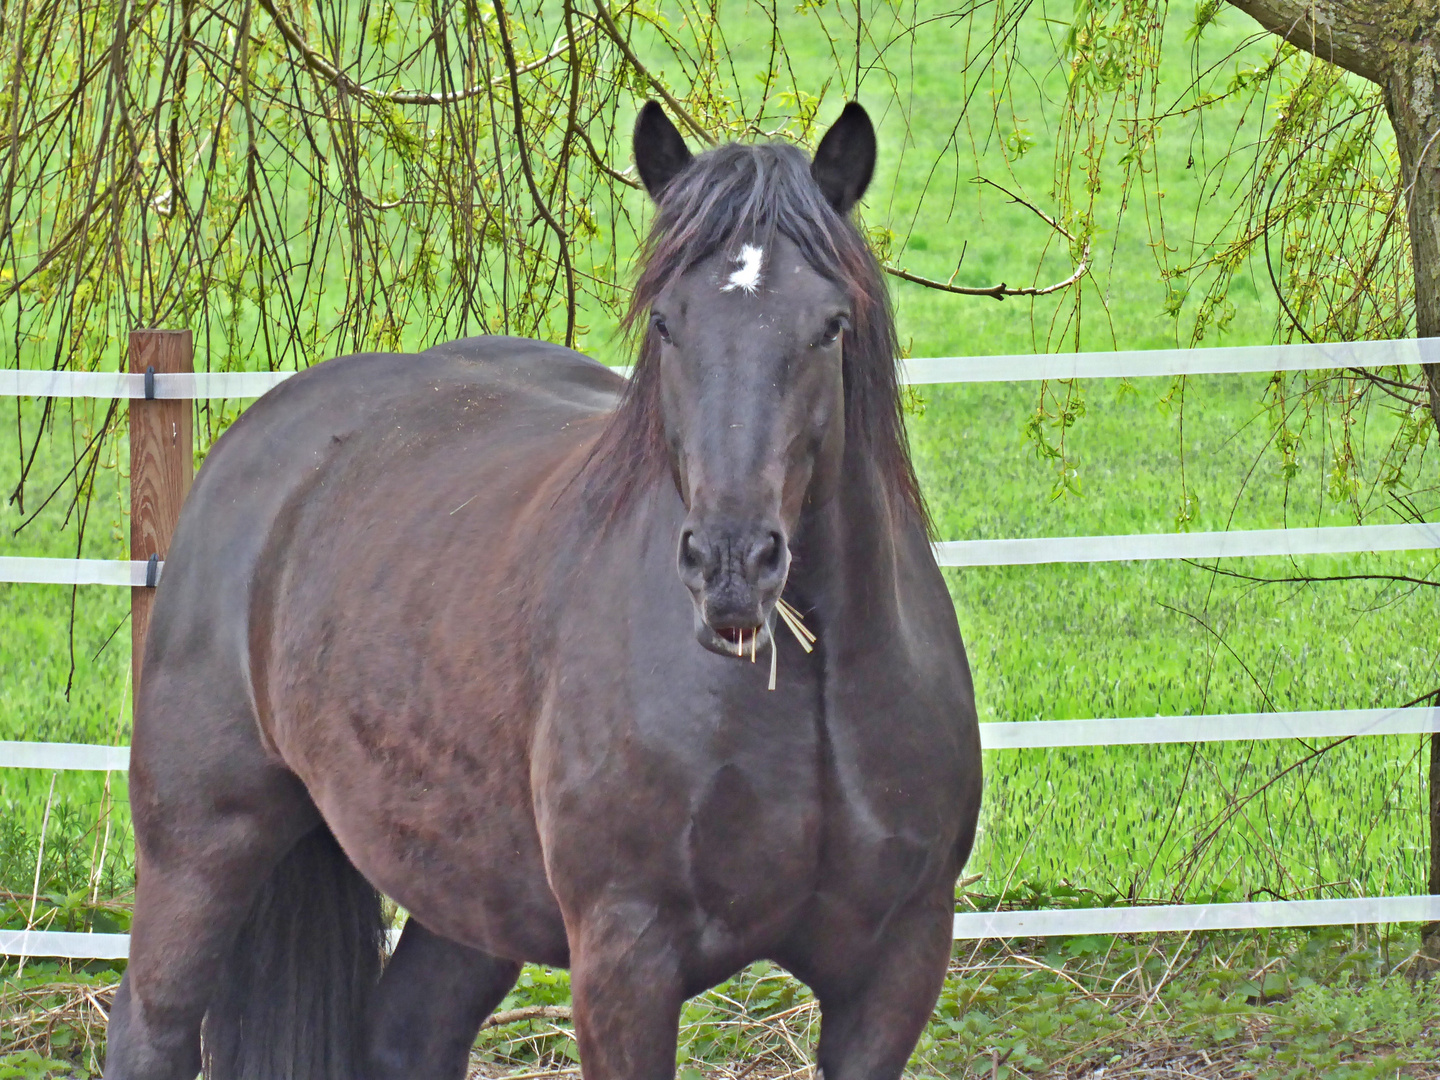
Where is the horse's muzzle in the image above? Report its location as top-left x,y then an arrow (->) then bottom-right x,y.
677,522 -> 789,658
694,615 -> 775,659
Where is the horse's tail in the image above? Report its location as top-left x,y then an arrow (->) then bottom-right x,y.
202,826 -> 385,1080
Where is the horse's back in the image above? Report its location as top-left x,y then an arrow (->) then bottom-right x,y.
218,336 -> 620,474
137,335 -> 619,745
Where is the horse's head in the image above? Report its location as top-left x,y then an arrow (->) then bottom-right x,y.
632,102 -> 877,659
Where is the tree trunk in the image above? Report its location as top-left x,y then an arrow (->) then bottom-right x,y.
1222,0 -> 1440,431
1384,31 -> 1440,434
1430,726 -> 1440,952
1368,17 -> 1440,962
1389,43 -> 1440,952
1221,0 -> 1440,957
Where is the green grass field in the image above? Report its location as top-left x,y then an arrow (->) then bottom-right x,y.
3,0 -> 1439,1074
4,0 -> 1434,907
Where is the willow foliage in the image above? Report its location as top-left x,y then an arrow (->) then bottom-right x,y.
1034,0 -> 1433,511
0,0 -> 1431,514
1,0 -> 663,372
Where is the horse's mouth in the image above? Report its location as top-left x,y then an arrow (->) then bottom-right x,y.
697,619 -> 773,660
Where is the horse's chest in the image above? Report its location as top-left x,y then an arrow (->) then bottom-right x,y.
811,709 -> 970,920
536,691 -> 826,961
685,756 -> 823,921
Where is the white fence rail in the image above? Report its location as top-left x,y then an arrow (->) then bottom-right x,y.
0,369 -> 296,399
3,336 -> 1434,400
6,706 -> 1438,774
0,557 -> 153,587
10,895 -> 1440,960
7,521 -> 1439,587
934,522 -> 1440,566
951,895 -> 1440,940
899,337 -> 1440,383
3,339 -> 1438,957
0,741 -> 132,771
980,706 -> 1440,749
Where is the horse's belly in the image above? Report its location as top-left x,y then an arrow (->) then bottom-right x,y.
372,837 -> 570,967
288,736 -> 570,966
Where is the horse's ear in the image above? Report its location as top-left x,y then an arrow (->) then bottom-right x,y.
811,102 -> 876,215
634,101 -> 694,202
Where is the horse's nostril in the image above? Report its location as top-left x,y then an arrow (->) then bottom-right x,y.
761,531 -> 784,572
746,530 -> 785,584
679,530 -> 703,572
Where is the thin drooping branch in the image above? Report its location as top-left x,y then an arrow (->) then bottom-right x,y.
1185,563 -> 1440,590
974,176 -> 1079,241
255,0 -> 587,106
590,0 -> 716,145
492,0 -> 577,347
886,176 -> 1090,300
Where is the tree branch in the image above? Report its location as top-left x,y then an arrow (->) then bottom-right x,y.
1222,0 -> 1382,84
577,123 -> 642,189
885,176 -> 1090,299
884,248 -> 1089,300
481,1005 -> 573,1029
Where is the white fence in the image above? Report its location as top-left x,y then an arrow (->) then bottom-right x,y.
4,338 -> 1440,957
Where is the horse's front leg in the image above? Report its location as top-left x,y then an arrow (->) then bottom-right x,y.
568,903 -> 687,1079
808,893 -> 954,1080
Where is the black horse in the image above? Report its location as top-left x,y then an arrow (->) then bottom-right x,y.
104,101 -> 982,1080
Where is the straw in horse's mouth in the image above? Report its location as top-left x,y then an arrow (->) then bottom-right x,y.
713,600 -> 815,691
718,626 -> 759,650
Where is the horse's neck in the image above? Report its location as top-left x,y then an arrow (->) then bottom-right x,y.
791,454 -> 903,634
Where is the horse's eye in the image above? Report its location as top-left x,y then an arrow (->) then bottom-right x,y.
652,314 -> 672,343
820,315 -> 851,345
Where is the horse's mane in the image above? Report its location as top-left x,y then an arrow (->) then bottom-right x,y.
582,138 -> 928,531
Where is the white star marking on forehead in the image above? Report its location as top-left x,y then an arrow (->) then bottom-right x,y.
721,244 -> 765,295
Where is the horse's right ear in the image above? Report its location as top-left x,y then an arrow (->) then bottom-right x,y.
811,102 -> 876,215
634,101 -> 694,201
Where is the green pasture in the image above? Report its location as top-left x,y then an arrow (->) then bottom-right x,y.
3,0 -> 1437,915
4,1 -> 1440,1075
2,4 -> 1438,1067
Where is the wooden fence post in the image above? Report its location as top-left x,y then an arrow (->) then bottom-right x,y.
129,329 -> 193,713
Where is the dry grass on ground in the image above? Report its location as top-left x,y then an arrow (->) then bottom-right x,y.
5,936 -> 1440,1080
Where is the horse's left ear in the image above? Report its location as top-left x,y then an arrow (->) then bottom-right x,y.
811,102 -> 876,215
